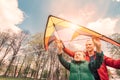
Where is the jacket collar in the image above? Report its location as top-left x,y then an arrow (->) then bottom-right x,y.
72,60 -> 86,63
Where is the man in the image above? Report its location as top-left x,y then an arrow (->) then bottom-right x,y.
62,37 -> 120,80
56,40 -> 103,80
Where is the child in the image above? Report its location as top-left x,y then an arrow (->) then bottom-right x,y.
56,40 -> 103,80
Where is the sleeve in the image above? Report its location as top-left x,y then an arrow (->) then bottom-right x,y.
89,52 -> 104,71
58,54 -> 70,70
63,47 -> 74,57
104,56 -> 120,69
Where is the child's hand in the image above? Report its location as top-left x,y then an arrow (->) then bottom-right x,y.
55,40 -> 63,54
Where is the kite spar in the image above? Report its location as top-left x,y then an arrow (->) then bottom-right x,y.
44,15 -> 120,50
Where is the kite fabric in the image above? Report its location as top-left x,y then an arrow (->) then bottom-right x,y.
44,15 -> 120,51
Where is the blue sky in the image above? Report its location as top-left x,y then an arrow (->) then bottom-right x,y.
18,0 -> 51,34
0,0 -> 119,56
18,0 -> 120,35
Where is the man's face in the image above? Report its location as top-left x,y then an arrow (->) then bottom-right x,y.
74,51 -> 85,61
86,40 -> 94,52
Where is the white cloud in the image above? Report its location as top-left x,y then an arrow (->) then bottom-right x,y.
50,0 -> 120,54
50,0 -> 97,26
113,0 -> 120,2
87,18 -> 118,35
0,0 -> 24,35
50,0 -> 110,27
117,0 -> 120,2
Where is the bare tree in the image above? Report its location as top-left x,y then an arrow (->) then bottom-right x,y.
27,32 -> 45,79
0,40 -> 12,65
0,32 -> 9,51
108,33 -> 120,78
17,55 -> 27,77
4,31 -> 27,76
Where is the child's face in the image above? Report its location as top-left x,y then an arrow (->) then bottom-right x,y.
74,51 -> 85,61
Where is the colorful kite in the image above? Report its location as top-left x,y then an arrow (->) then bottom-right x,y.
44,15 -> 120,50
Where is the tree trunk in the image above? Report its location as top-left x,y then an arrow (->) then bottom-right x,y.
17,55 -> 26,77
4,55 -> 15,76
0,44 -> 11,65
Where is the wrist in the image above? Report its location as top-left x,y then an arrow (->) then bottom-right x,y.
96,48 -> 101,53
96,45 -> 101,53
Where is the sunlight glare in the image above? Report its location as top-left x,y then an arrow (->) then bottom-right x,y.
68,23 -> 80,31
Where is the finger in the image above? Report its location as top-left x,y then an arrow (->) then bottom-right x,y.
92,36 -> 100,41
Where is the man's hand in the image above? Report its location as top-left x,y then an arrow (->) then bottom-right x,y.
92,36 -> 101,53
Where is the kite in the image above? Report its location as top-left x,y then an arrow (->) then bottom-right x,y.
44,15 -> 120,51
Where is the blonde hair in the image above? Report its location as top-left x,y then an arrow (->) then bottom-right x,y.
74,51 -> 86,57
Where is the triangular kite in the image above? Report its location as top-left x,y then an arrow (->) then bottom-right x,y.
44,15 -> 120,50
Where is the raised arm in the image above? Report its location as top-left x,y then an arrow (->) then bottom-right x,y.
63,47 -> 74,57
55,39 -> 75,57
58,54 -> 70,70
92,36 -> 120,69
104,56 -> 120,69
89,37 -> 104,70
55,40 -> 70,70
92,36 -> 102,53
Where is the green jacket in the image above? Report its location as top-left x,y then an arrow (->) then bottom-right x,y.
58,52 -> 103,80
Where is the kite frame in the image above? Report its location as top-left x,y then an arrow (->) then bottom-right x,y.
44,15 -> 120,50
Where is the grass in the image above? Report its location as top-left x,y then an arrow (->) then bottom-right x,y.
0,76 -> 34,80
